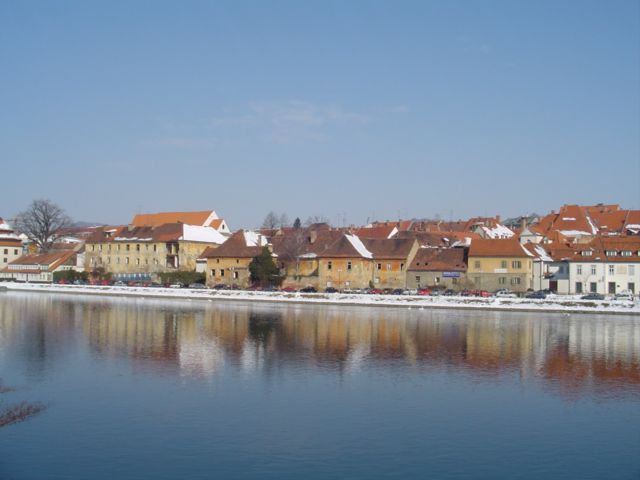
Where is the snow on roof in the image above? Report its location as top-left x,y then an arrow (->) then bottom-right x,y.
387,226 -> 398,239
345,234 -> 373,259
451,237 -> 472,248
559,230 -> 592,237
586,215 -> 599,235
0,222 -> 13,231
533,245 -> 553,262
481,224 -> 514,239
299,252 -> 317,259
562,217 -> 576,221
520,243 -> 535,257
182,225 -> 226,244
243,230 -> 267,248
625,224 -> 640,233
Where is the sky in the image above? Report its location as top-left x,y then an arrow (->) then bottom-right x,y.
1,0 -> 639,228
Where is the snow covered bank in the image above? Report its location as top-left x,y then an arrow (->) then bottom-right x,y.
2,283 -> 639,315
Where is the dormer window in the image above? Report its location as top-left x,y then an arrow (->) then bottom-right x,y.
621,251 -> 632,257
605,250 -> 617,256
581,251 -> 592,256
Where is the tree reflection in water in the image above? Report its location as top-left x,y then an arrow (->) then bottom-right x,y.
0,380 -> 46,429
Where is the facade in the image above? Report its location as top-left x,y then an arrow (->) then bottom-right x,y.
566,237 -> 640,295
467,238 -> 534,293
0,250 -> 77,283
317,234 -> 375,290
84,223 -> 226,281
0,218 -> 24,269
406,247 -> 468,290
363,238 -> 419,289
201,230 -> 269,288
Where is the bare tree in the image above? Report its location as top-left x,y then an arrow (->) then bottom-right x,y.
14,199 -> 72,252
261,211 -> 280,229
278,213 -> 289,228
305,215 -> 330,226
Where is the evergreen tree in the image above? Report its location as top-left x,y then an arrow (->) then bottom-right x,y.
249,247 -> 283,287
293,217 -> 301,229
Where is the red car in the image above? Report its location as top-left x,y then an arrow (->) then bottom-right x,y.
368,288 -> 383,295
417,288 -> 431,296
474,290 -> 492,297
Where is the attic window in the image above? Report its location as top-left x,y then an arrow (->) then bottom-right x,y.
621,251 -> 631,257
605,250 -> 617,256
581,251 -> 592,256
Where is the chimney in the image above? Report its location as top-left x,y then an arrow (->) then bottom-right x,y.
496,215 -> 501,223
309,231 -> 317,244
521,217 -> 528,231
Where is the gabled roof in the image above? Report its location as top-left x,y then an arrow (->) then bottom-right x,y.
2,249 -> 76,273
317,234 -> 372,259
408,248 -> 467,272
361,238 -> 416,259
131,210 -> 218,227
86,223 -> 225,244
468,238 -> 532,258
354,224 -> 398,239
200,230 -> 268,259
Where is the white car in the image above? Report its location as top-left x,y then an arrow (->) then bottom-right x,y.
495,289 -> 517,298
615,290 -> 635,301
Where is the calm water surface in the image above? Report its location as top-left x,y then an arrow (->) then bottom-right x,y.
0,292 -> 639,480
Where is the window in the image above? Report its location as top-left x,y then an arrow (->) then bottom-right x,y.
233,271 -> 239,279
220,269 -> 225,277
498,277 -> 506,285
328,261 -> 332,270
590,265 -> 596,275
581,251 -> 592,256
3,258 -> 6,263
117,245 -> 121,251
386,263 -> 391,271
608,265 -> 614,275
501,260 -> 507,269
629,283 -> 635,294
512,260 -> 521,269
608,282 -> 616,294
216,259 -> 220,264
415,275 -> 421,285
154,259 -> 158,265
153,245 -> 157,252
377,263 -> 382,270
14,249 -> 18,255
452,278 -> 458,284
576,282 -> 583,293
577,265 -> 582,275
474,260 -> 481,269
107,257 -> 111,264
621,251 -> 632,257
211,269 -> 215,277
3,249 -> 6,255
511,277 -> 521,285
347,261 -> 352,270
590,282 -> 597,293
136,244 -> 140,252
99,245 -> 103,251
236,259 -> 239,264
92,245 -> 95,252
117,258 -> 120,264
630,265 -> 635,276
400,263 -> 405,271
136,258 -> 140,265
146,244 -> 149,251
126,244 -> 130,251
145,259 -> 148,265
125,257 -> 129,264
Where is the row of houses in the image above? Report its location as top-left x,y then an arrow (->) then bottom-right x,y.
2,205 -> 640,295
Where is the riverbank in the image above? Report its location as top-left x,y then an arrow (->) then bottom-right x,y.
2,282 -> 639,315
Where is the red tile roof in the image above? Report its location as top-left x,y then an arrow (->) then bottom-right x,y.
131,210 -> 217,227
408,248 -> 467,272
468,238 -> 532,258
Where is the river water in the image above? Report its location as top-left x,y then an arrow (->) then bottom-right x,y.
0,291 -> 638,479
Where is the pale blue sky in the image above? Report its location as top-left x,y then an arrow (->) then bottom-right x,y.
1,1 -> 639,228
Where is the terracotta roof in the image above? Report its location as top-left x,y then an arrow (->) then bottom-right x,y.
354,225 -> 398,239
361,238 -> 416,259
317,234 -> 369,259
468,238 -> 532,258
200,230 -> 267,259
2,250 -> 76,272
0,239 -> 22,247
131,210 -> 217,227
408,248 -> 467,272
269,228 -> 343,262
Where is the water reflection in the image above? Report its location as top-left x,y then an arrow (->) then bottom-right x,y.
1,293 -> 638,397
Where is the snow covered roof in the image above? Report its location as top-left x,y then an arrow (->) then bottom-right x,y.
182,225 -> 226,244
345,234 -> 373,259
243,230 -> 267,247
480,224 -> 514,239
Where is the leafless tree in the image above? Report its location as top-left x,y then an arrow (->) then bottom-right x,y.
14,199 -> 72,252
305,215 -> 330,226
262,211 -> 280,229
278,213 -> 289,228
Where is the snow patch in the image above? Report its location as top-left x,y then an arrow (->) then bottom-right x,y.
243,231 -> 267,248
182,225 -> 226,244
345,234 -> 373,259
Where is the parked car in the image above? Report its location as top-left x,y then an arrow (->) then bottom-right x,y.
188,283 -> 206,289
114,281 -> 126,286
443,289 -> 456,296
495,289 -> 517,298
525,291 -> 547,299
614,290 -> 635,301
300,286 -> 317,293
403,289 -> 418,295
367,288 -> 383,295
212,283 -> 228,290
460,289 -> 474,297
324,287 -> 339,293
474,290 -> 492,298
581,293 -> 605,300
280,286 -> 296,292
391,288 -> 405,295
417,288 -> 431,296
169,282 -> 184,289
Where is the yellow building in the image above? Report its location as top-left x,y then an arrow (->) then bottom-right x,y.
84,223 -> 226,281
467,238 -> 533,292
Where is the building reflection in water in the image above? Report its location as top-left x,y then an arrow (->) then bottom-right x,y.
0,293 -> 638,397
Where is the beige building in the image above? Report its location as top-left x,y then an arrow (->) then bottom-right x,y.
467,238 -> 534,293
0,218 -> 24,269
0,250 -> 78,283
84,223 -> 226,281
407,247 -> 468,290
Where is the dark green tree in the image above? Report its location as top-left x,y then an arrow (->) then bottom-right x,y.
293,217 -> 301,229
249,247 -> 283,287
